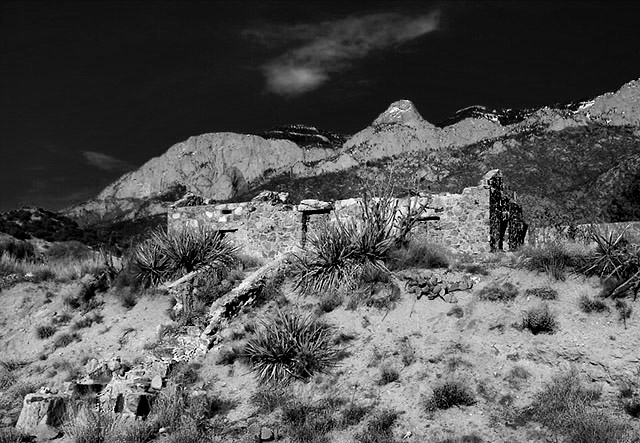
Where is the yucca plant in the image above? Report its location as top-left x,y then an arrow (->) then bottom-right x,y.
294,219 -> 362,294
134,233 -> 171,287
133,226 -> 238,287
582,226 -> 640,299
243,310 -> 340,385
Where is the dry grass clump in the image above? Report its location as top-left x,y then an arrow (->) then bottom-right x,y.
0,250 -> 113,283
436,435 -> 485,443
243,310 -> 340,385
519,241 -> 575,280
282,397 -> 344,443
516,369 -> 637,443
578,294 -> 609,313
521,304 -> 558,334
425,380 -> 476,411
52,332 -> 81,349
476,282 -> 518,302
525,287 -> 558,300
377,365 -> 400,385
385,240 -> 449,271
35,324 -> 57,339
354,409 -> 401,443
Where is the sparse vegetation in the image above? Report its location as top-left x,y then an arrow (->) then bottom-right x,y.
520,241 -> 574,280
521,304 -> 558,334
385,240 -> 449,271
525,287 -> 558,300
35,324 -> 57,339
377,365 -> 400,385
282,397 -> 343,443
476,282 -> 518,302
578,294 -> 609,313
53,332 -> 81,349
354,409 -> 401,443
615,299 -> 633,328
243,310 -> 340,385
425,380 -> 476,411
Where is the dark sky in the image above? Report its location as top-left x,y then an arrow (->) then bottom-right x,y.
1,1 -> 639,213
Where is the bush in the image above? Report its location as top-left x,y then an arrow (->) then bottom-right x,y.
243,310 -> 340,385
377,365 -> 400,385
250,385 -> 292,413
476,282 -> 518,302
53,332 -> 80,349
425,380 -> 476,411
0,238 -> 34,260
317,292 -> 343,313
525,287 -> 558,300
354,409 -> 400,443
521,304 -> 558,334
35,324 -> 57,339
385,240 -> 449,271
520,241 -> 574,280
282,398 -> 341,443
578,294 -> 609,313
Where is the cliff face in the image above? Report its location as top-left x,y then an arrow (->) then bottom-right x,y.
63,78 -> 640,226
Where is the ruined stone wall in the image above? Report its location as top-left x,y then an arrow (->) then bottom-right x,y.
167,169 -> 525,258
526,221 -> 640,246
168,202 -> 302,259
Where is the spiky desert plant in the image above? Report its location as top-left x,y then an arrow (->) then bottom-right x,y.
582,226 -> 640,299
243,310 -> 340,385
161,225 -> 238,276
134,232 -> 171,287
295,219 -> 362,294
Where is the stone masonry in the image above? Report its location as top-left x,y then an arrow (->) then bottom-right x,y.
167,170 -> 526,257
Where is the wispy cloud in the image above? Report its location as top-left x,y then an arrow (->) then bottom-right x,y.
83,151 -> 134,173
246,11 -> 441,96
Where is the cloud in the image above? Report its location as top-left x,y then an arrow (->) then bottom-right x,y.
82,151 -> 134,173
247,11 -> 441,96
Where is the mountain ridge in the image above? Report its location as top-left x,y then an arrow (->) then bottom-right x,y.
50,77 -> 640,229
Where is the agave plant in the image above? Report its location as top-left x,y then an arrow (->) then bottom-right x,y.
243,310 -> 340,385
582,226 -> 640,299
134,234 -> 171,287
133,226 -> 238,287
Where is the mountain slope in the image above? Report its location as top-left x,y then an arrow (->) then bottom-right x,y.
62,78 -> 640,228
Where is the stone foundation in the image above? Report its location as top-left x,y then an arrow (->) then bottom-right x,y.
167,170 -> 526,257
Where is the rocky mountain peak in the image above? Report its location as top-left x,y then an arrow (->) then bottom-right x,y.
373,99 -> 426,128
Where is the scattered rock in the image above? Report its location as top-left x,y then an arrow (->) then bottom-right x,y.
260,426 -> 275,441
150,375 -> 163,391
34,423 -> 61,440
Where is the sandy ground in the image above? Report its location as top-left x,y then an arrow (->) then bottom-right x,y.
1,260 -> 639,442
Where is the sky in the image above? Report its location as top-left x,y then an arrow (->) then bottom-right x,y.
1,1 -> 640,213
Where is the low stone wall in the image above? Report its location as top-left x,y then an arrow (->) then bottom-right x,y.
167,169 -> 526,258
168,201 -> 302,259
526,221 -> 640,246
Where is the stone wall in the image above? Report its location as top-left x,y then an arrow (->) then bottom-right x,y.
526,221 -> 640,246
167,170 -> 525,258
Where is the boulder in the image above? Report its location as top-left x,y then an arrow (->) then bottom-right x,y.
15,390 -> 67,436
297,199 -> 333,212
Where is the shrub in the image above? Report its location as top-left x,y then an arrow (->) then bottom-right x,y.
243,310 -> 340,385
425,380 -> 476,411
354,409 -> 400,443
340,403 -> 371,427
0,238 -> 34,260
0,428 -> 30,443
250,385 -> 292,413
476,282 -> 518,302
437,435 -> 484,443
377,365 -> 400,385
282,398 -> 340,443
385,240 -> 449,271
522,304 -> 558,334
71,312 -> 103,331
459,263 -> 489,275
118,289 -> 139,309
578,294 -> 609,313
520,241 -> 574,280
505,365 -> 531,389
523,369 -> 601,431
35,324 -> 57,339
525,287 -> 558,300
53,332 -> 80,349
